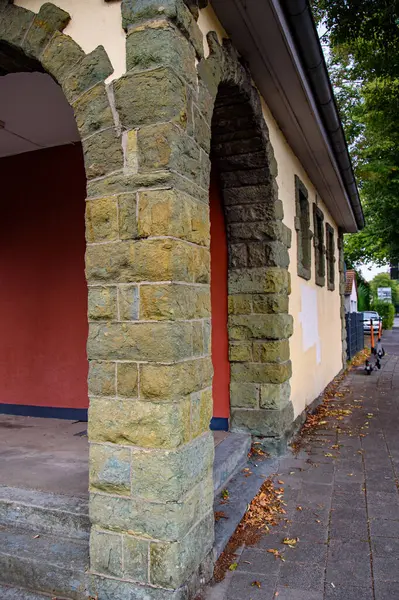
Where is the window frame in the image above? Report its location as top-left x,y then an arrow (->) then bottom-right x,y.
325,222 -> 336,291
313,203 -> 325,287
294,175 -> 312,280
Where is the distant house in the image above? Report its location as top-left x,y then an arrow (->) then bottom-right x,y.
345,270 -> 358,313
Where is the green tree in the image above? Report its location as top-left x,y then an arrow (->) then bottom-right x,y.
312,1 -> 399,266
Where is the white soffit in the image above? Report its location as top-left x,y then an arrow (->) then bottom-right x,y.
0,71 -> 80,158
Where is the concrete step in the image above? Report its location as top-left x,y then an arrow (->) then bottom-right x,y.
0,486 -> 89,540
213,433 -> 252,495
0,526 -> 88,599
0,583 -> 72,599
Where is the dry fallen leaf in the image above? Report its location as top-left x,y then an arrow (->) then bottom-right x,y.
283,537 -> 298,548
251,581 -> 261,588
277,480 -> 284,485
296,506 -> 303,511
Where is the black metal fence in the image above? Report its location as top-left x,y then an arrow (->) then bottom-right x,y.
346,312 -> 365,360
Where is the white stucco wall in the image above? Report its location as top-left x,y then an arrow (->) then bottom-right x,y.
15,0 -> 125,82
197,7 -> 343,418
261,101 -> 342,416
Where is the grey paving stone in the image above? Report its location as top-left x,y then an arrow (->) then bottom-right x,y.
370,518 -> 399,538
282,541 -> 327,566
274,588 -> 323,600
324,584 -> 373,600
288,520 -> 328,543
236,548 -> 280,575
373,557 -> 399,582
226,572 -> 277,600
326,557 -> 372,588
368,493 -> 399,520
372,536 -> 399,556
329,516 -> 369,540
374,581 -> 399,600
278,561 -> 325,591
328,539 -> 370,561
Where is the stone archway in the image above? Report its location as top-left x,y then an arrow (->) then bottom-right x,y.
0,1 -> 295,597
209,76 -> 293,443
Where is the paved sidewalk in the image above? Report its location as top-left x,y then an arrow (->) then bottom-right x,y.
204,327 -> 399,600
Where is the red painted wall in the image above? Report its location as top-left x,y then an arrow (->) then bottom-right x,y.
210,170 -> 230,419
0,144 -> 88,409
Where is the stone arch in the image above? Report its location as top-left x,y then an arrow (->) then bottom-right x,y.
199,35 -> 294,447
0,1 -> 295,597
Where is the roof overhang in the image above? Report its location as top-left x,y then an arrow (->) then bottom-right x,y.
211,0 -> 363,233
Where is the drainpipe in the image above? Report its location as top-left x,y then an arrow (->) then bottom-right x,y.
281,0 -> 365,230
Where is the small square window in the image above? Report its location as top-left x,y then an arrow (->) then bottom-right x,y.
313,204 -> 325,287
294,176 -> 312,280
326,223 -> 335,291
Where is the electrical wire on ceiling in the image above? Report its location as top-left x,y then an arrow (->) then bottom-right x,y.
0,119 -> 47,150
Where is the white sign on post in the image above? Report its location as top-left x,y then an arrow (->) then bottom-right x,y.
377,287 -> 392,302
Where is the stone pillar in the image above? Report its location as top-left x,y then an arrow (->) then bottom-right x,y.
208,80 -> 294,453
86,3 -> 215,597
338,229 -> 348,368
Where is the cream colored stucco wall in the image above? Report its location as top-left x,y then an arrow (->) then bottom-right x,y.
261,101 -> 342,417
198,6 -> 343,418
15,0 -> 125,82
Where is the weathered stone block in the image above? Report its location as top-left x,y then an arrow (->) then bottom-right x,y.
114,68 -> 187,129
228,294 -> 252,315
193,105 -> 211,153
131,433 -> 214,501
90,471 -> 213,540
87,169 -> 208,202
88,574 -> 187,600
252,340 -> 290,363
117,362 -> 138,397
123,130 -> 138,173
88,360 -> 115,397
63,46 -> 113,103
260,381 -> 291,410
229,314 -> 293,341
118,285 -> 139,320
126,21 -> 196,86
87,321 -> 196,362
228,220 -> 283,243
252,293 -> 289,314
123,534 -> 149,582
23,5 -> 70,59
90,444 -> 131,494
118,194 -> 138,240
223,184 -> 275,207
88,286 -> 117,320
230,382 -> 259,409
229,243 -> 248,268
138,122 -> 201,182
41,30 -> 85,83
139,357 -> 212,399
73,83 -> 114,138
138,189 -> 209,246
231,401 -> 294,437
230,361 -> 292,384
228,267 -> 290,294
90,528 -> 122,577
191,388 -> 212,438
86,197 -> 118,243
203,319 -> 211,355
150,512 -> 214,588
89,397 -> 190,449
140,284 -> 210,320
121,0 -> 204,58
86,239 -> 209,284
0,5 -> 34,47
229,342 -> 252,362
82,128 -> 123,180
